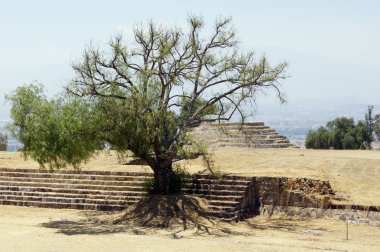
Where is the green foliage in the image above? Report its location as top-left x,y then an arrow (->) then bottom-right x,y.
143,166 -> 190,194
168,165 -> 191,194
0,133 -> 7,151
327,117 -> 356,149
6,84 -> 105,169
305,127 -> 330,149
143,178 -> 155,193
305,116 -> 372,150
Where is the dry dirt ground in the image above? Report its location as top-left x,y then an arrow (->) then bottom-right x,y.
1,205 -> 380,252
1,148 -> 380,251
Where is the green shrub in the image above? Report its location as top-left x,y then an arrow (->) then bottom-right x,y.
143,167 -> 191,194
143,178 -> 155,193
305,115 -> 372,150
169,166 -> 190,194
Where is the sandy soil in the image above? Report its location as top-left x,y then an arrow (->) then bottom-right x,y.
1,148 -> 380,206
0,205 -> 379,252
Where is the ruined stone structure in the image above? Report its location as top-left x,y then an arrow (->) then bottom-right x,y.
192,122 -> 298,148
1,168 -> 372,221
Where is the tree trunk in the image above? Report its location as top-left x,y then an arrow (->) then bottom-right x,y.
152,164 -> 172,195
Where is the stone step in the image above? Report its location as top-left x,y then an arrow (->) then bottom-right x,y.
267,135 -> 287,139
214,122 -> 265,126
0,171 -> 152,181
0,194 -> 139,205
201,194 -> 244,202
203,210 -> 236,219
199,125 -> 269,130
216,142 -> 294,148
0,168 -> 153,177
192,122 -> 296,150
193,175 -> 252,181
193,136 -> 286,143
188,183 -> 248,191
0,180 -> 145,192
207,200 -> 240,207
190,178 -> 251,186
0,185 -> 146,196
194,130 -> 277,136
0,199 -> 126,211
207,205 -> 238,212
0,168 -> 254,220
182,188 -> 244,196
1,190 -> 143,201
274,139 -> 290,143
0,176 -> 145,187
211,139 -> 288,145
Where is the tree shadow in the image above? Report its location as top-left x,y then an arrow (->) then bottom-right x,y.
41,218 -> 147,236
41,195 -> 216,236
114,195 -> 215,232
244,216 -> 329,236
40,196 -> 329,238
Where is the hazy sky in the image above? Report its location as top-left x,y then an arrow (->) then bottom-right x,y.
1,0 -> 379,119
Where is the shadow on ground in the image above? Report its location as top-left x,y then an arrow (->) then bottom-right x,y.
41,195 -> 215,236
40,196 -> 329,237
41,219 -> 138,236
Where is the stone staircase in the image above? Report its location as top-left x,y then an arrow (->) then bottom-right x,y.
192,122 -> 298,148
0,168 -> 149,211
183,175 -> 254,220
0,168 -> 253,220
3,168 -> 362,221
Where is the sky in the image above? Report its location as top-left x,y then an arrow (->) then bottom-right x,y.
0,0 -> 379,120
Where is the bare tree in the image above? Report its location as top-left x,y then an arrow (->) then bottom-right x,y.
9,16 -> 287,194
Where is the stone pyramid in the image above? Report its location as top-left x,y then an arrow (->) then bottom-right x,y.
192,122 -> 298,148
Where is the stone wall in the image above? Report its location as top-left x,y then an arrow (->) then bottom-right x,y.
237,177 -> 335,218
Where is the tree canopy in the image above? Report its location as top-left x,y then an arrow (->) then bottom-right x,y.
7,16 -> 287,194
305,116 -> 371,150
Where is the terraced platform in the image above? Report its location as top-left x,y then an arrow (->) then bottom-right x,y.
0,168 -> 355,221
192,122 -> 298,148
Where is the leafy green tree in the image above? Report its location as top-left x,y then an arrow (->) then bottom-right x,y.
305,116 -> 371,150
342,133 -> 357,149
7,16 -> 287,194
6,84 -> 104,168
0,133 -> 7,151
327,117 -> 356,149
305,127 -> 329,149
354,120 -> 371,149
305,130 -> 317,149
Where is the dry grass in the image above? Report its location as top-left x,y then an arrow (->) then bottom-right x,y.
1,147 -> 380,206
